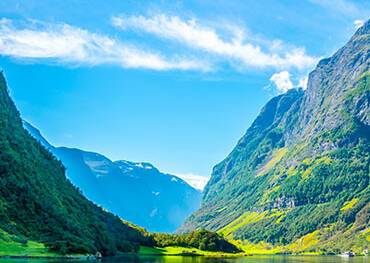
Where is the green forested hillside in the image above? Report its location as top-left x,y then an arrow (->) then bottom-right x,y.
181,20 -> 370,254
0,72 -> 152,255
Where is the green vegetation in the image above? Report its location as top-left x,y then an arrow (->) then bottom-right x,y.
0,240 -> 56,257
138,230 -> 244,257
229,240 -> 285,255
287,230 -> 320,252
229,143 -> 369,249
152,229 -> 240,253
0,228 -> 58,257
0,72 -> 152,256
345,72 -> 370,100
257,148 -> 288,176
185,108 -> 369,254
340,198 -> 359,212
219,211 -> 268,238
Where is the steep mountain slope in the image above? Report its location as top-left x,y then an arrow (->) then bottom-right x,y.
0,72 -> 151,255
24,122 -> 201,233
182,21 -> 370,253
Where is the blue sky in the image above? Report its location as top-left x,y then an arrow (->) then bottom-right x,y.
0,0 -> 369,189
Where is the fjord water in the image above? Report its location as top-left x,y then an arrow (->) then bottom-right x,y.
1,256 -> 369,263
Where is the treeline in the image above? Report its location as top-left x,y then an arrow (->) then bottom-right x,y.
152,229 -> 240,253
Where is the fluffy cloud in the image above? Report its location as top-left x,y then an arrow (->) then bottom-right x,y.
0,18 -> 207,71
0,16 -> 320,73
112,14 -> 319,70
270,71 -> 310,93
270,71 -> 294,93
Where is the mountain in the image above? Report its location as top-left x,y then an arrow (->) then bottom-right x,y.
181,21 -> 370,253
24,122 -> 201,233
0,71 -> 152,255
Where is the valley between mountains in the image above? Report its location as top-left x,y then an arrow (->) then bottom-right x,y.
23,121 -> 201,233
0,19 -> 369,257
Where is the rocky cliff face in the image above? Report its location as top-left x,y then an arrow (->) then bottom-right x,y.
181,20 -> 369,253
291,21 -> 369,145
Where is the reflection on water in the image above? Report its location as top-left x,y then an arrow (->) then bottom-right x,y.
0,256 -> 369,263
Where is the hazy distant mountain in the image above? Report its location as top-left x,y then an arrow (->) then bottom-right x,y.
181,20 -> 370,253
24,121 -> 201,233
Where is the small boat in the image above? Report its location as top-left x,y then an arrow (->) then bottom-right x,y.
340,251 -> 355,257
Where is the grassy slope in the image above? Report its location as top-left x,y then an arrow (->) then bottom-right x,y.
0,229 -> 58,257
217,206 -> 369,255
0,241 -> 57,257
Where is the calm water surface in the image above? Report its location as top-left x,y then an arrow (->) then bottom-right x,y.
0,256 -> 369,263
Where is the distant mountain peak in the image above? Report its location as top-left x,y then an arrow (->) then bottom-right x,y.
23,121 -> 201,232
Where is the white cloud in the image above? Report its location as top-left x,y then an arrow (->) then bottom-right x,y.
0,18 -> 208,71
270,71 -> 294,93
112,14 -> 318,70
170,172 -> 209,191
270,71 -> 310,93
354,19 -> 365,29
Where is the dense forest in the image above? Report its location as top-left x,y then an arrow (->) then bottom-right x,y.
152,230 -> 240,253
